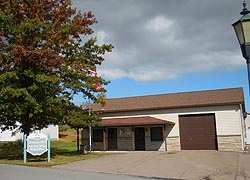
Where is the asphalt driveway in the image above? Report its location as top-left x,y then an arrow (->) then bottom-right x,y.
53,151 -> 250,180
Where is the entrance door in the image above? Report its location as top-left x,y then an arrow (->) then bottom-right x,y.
134,127 -> 145,151
108,128 -> 117,150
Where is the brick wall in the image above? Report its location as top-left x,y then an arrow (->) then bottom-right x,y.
117,127 -> 133,150
166,137 -> 180,151
217,135 -> 242,152
83,128 -> 243,152
145,127 -> 165,151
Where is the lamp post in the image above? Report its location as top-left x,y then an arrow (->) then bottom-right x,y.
232,1 -> 250,94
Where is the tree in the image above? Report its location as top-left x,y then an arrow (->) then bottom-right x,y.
66,105 -> 101,151
0,0 -> 113,135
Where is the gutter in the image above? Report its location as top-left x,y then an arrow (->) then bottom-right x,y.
99,103 -> 244,114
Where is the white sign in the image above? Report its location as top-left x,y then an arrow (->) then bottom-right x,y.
26,132 -> 48,156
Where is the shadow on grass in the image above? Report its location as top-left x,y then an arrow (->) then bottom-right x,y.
59,133 -> 68,139
0,141 -> 81,161
0,141 -> 24,160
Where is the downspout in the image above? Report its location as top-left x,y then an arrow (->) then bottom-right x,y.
239,104 -> 246,151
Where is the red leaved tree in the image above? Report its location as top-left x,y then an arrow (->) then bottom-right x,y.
0,0 -> 113,135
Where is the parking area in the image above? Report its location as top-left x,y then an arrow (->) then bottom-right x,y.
53,151 -> 250,180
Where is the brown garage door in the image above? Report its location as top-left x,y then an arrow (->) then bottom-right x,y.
179,114 -> 218,150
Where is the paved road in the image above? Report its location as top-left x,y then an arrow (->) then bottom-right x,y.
0,164 -> 158,180
54,151 -> 250,180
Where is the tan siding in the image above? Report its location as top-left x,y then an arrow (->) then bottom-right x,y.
150,114 -> 179,137
96,105 -> 243,151
215,110 -> 241,135
101,106 -> 242,137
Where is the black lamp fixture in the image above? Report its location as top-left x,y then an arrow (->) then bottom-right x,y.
232,1 -> 250,93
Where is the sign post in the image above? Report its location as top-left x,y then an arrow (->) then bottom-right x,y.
23,132 -> 50,164
23,134 -> 27,164
48,134 -> 50,163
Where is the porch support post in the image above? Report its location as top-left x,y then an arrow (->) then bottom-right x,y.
164,124 -> 167,151
103,128 -> 107,151
132,126 -> 135,151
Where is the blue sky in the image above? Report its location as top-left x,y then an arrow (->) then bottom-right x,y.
104,67 -> 250,110
72,0 -> 250,111
74,67 -> 250,111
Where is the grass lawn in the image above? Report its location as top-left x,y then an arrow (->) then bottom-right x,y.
0,129 -> 108,167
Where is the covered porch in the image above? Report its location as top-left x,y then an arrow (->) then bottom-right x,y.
82,116 -> 175,151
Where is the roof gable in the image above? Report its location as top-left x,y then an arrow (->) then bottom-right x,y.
93,88 -> 245,113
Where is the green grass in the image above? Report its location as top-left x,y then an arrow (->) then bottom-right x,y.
0,135 -> 108,167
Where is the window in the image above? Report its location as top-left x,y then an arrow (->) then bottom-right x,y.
93,129 -> 103,142
150,127 -> 163,141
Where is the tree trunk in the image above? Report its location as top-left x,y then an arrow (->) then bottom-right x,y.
22,118 -> 32,136
77,128 -> 79,152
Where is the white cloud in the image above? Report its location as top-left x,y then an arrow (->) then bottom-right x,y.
98,50 -> 244,82
146,16 -> 173,32
74,0 -> 245,82
98,68 -> 128,80
128,67 -> 180,82
96,30 -> 109,45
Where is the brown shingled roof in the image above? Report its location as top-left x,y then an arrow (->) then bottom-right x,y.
102,116 -> 174,126
92,88 -> 245,113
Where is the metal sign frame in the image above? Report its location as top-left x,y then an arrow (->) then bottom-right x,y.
23,132 -> 50,164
